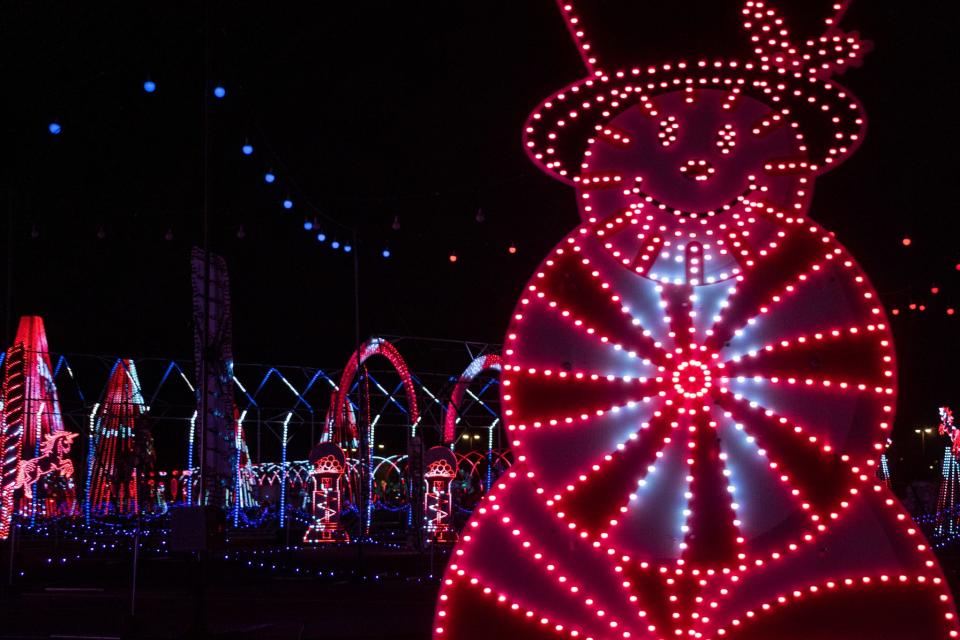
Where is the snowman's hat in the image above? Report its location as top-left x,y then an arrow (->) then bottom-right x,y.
523,0 -> 870,185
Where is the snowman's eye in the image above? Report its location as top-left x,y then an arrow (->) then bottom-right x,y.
716,124 -> 737,155
658,116 -> 679,147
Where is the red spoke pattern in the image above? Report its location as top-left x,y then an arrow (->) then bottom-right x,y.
551,401 -> 679,534
504,366 -> 664,431
712,389 -> 852,517
723,325 -> 893,391
683,406 -> 743,565
500,213 -> 900,570
705,227 -> 833,351
527,245 -> 669,365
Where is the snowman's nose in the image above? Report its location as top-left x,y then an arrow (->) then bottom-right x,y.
680,159 -> 716,182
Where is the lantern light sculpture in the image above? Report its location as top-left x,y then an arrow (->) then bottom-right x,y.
433,1 -> 960,638
424,446 -> 459,544
303,442 -> 350,544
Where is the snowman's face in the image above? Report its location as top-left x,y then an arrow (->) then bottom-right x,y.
577,88 -> 812,284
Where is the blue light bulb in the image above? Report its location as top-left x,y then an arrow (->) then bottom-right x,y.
343,245 -> 352,253
213,86 -> 226,98
48,123 -> 61,135
303,220 -> 313,231
264,172 -> 276,183
282,199 -> 293,210
317,233 -> 327,242
242,144 -> 254,155
143,80 -> 157,93
331,241 -> 340,249
381,249 -> 391,258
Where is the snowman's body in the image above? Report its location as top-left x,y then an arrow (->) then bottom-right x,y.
434,2 -> 960,638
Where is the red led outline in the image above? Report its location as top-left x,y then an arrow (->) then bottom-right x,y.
443,354 -> 503,444
334,337 -> 419,441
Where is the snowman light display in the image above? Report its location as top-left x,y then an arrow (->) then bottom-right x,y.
434,1 -> 960,638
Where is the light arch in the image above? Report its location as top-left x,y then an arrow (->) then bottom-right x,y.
333,337 -> 419,442
443,354 -> 502,444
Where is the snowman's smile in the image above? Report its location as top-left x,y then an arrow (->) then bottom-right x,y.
626,176 -> 760,220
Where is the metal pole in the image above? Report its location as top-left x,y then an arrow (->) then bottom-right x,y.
5,189 -> 13,345
352,228 -> 365,570
130,470 -> 141,617
197,0 -> 211,509
7,515 -> 15,587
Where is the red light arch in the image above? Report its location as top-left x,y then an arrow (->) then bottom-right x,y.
443,354 -> 502,444
333,337 -> 419,441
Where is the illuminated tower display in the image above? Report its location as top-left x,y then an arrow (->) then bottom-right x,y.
434,1 -> 960,638
424,446 -> 458,544
303,442 -> 349,543
10,316 -> 73,517
13,316 -> 66,460
86,359 -> 146,517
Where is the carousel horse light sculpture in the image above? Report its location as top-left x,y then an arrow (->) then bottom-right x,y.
15,431 -> 77,500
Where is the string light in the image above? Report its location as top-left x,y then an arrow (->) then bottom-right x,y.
381,249 -> 391,258
282,199 -> 293,210
264,172 -> 276,184
48,122 -> 61,135
143,80 -> 156,93
213,86 -> 226,99
449,254 -> 458,263
241,144 -> 254,156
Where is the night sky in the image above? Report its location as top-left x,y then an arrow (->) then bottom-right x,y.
2,1 -> 958,476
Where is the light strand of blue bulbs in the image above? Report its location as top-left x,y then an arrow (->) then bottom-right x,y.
48,77 -> 393,259
217,86 -> 390,259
